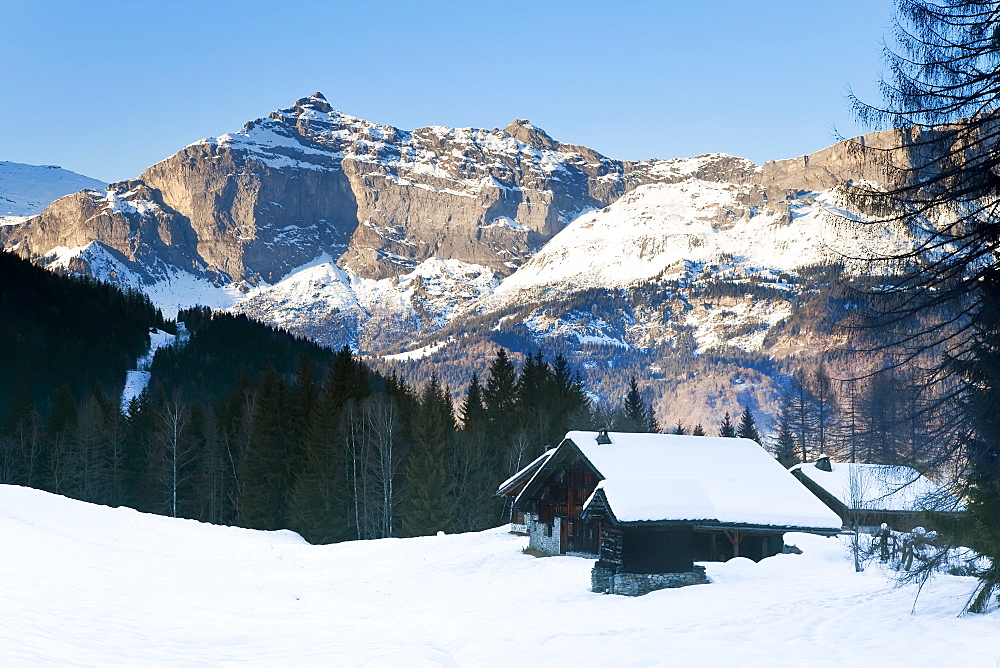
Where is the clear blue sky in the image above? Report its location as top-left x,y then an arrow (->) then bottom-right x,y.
2,0 -> 896,183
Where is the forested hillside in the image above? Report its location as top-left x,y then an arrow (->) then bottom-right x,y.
0,251 -> 675,543
0,248 -> 956,546
0,249 -> 165,406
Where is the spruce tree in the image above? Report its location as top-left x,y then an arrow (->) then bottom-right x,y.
122,389 -> 156,512
288,356 -> 371,543
287,374 -> 353,544
403,374 -> 455,536
512,351 -> 553,458
547,354 -> 592,441
673,421 -> 687,435
239,368 -> 292,530
291,356 -> 319,444
774,416 -> 798,468
719,412 -> 736,438
3,376 -> 33,437
692,423 -> 706,436
459,372 -> 486,433
483,348 -> 517,424
620,377 -> 659,432
621,377 -> 646,432
737,406 -> 761,443
453,372 -> 502,532
482,347 -> 519,477
46,383 -> 79,495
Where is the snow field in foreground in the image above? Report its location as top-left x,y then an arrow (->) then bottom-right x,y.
0,485 -> 996,666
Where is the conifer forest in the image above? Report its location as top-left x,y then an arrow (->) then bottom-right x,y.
0,246 -> 961,546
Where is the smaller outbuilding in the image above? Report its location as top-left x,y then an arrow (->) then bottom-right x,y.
789,455 -> 965,532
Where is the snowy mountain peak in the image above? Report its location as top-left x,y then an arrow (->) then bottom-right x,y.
297,91 -> 332,111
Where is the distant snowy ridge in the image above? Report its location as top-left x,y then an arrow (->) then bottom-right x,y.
0,161 -> 105,222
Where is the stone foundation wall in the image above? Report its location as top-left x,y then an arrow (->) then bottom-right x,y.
592,564 -> 709,596
526,513 -> 561,556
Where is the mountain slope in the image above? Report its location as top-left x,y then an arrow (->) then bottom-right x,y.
0,249 -> 163,407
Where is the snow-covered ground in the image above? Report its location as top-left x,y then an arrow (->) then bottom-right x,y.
0,485 -> 995,666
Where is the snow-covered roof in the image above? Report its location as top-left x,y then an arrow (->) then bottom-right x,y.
516,431 -> 843,530
587,478 -> 717,523
789,460 -> 964,513
496,449 -> 554,496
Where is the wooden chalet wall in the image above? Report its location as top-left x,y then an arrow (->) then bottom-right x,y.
537,461 -> 599,554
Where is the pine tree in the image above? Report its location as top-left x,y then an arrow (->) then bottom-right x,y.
287,373 -> 353,544
692,423 -> 706,436
774,418 -> 798,469
403,374 -> 455,536
672,421 -> 687,435
719,411 -> 736,438
737,406 -> 761,443
620,377 -> 659,432
239,368 -> 292,530
459,372 -> 487,433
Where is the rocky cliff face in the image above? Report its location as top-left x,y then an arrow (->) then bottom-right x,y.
4,93 -> 694,287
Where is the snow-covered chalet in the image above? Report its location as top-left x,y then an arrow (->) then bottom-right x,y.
497,430 -> 843,595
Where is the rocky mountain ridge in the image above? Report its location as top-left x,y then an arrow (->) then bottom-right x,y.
4,93 -> 728,286
0,93 -> 921,426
